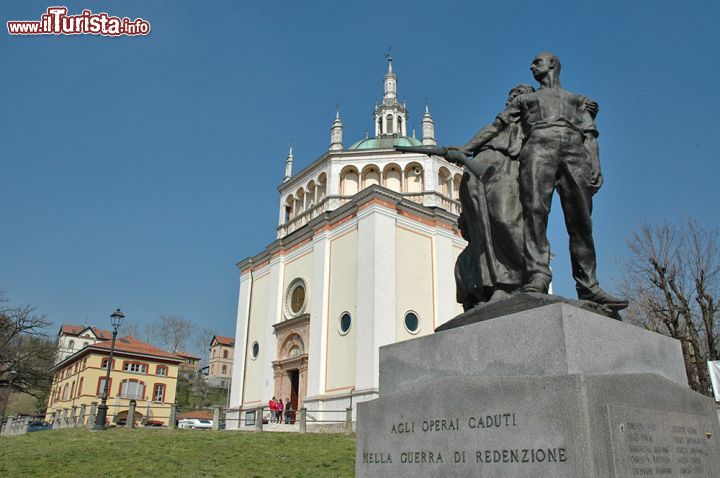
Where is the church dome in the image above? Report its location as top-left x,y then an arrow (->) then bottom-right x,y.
348,135 -> 422,151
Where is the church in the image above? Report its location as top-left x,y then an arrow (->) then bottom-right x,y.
227,58 -> 466,427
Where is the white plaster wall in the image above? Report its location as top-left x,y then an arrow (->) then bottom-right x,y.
306,231 -> 331,398
395,226 -> 434,339
326,229 -> 358,391
229,271 -> 252,414
434,229 -> 463,328
242,271 -> 270,405
355,204 -> 397,393
261,257 -> 285,405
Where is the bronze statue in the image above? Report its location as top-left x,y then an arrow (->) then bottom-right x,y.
452,84 -> 533,308
446,52 -> 627,310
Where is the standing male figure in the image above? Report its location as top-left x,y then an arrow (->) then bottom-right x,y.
449,52 -> 626,308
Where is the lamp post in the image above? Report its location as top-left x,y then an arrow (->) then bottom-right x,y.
93,308 -> 124,430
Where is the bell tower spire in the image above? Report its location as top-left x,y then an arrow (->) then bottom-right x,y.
374,53 -> 408,138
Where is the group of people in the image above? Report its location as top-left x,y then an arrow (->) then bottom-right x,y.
447,52 -> 627,311
268,396 -> 293,424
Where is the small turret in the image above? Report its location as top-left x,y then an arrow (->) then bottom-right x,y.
283,146 -> 294,182
421,103 -> 436,146
329,110 -> 343,151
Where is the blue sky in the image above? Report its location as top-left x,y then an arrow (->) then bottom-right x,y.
2,1 -> 719,357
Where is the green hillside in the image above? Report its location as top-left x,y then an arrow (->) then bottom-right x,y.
0,428 -> 355,477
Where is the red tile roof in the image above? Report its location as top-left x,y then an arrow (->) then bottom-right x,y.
91,336 -> 182,361
177,410 -> 213,420
175,351 -> 201,360
60,324 -> 112,340
212,335 -> 235,347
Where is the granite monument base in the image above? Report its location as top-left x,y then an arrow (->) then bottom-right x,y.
356,303 -> 720,477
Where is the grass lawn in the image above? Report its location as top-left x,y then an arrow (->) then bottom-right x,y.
0,428 -> 356,477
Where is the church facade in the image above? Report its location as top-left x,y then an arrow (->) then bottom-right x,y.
227,59 -> 466,427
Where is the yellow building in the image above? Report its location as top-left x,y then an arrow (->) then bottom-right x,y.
208,335 -> 234,387
45,336 -> 182,426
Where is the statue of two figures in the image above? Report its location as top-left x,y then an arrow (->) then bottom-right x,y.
404,52 -> 628,315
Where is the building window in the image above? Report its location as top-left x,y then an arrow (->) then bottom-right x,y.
338,312 -> 352,335
68,340 -> 75,351
77,377 -> 84,397
62,383 -> 70,400
119,380 -> 145,399
156,365 -> 168,376
251,341 -> 260,360
285,279 -> 308,318
221,365 -> 227,375
223,350 -> 228,359
289,345 -> 301,358
96,377 -> 112,397
404,311 -> 420,335
122,362 -> 147,373
153,383 -> 166,402
82,358 -> 87,368
101,358 -> 114,370
212,349 -> 216,358
74,363 -> 79,373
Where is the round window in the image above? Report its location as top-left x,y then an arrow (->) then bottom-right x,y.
338,312 -> 352,335
251,341 -> 260,360
285,279 -> 308,318
404,311 -> 420,334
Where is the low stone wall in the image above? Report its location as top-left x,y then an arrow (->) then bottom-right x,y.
1,417 -> 30,437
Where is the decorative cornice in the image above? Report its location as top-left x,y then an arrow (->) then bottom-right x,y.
237,186 -> 459,273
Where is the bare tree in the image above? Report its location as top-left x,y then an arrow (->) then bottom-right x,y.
0,295 -> 54,399
157,315 -> 194,353
620,219 -> 720,396
195,327 -> 216,366
117,320 -> 140,338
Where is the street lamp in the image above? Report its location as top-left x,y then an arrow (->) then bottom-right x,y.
93,308 -> 124,430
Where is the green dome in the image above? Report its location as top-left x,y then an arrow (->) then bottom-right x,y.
348,135 -> 422,150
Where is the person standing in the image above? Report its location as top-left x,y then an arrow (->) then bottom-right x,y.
275,397 -> 284,424
284,398 -> 293,424
269,396 -> 277,423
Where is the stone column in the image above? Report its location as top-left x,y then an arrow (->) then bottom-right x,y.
127,402 -> 136,428
2,417 -> 13,436
62,408 -> 70,429
255,406 -> 263,431
168,403 -> 177,429
212,407 -> 220,431
345,407 -> 353,433
86,402 -> 97,429
78,404 -> 87,427
299,407 -> 307,434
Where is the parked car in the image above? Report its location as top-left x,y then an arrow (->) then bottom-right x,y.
27,421 -> 52,433
177,418 -> 213,429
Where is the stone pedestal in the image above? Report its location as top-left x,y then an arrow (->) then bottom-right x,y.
356,303 -> 720,477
